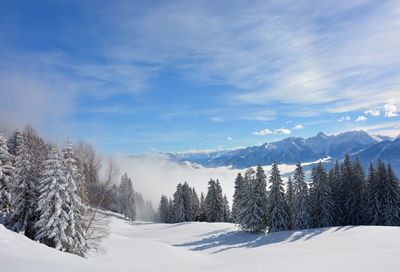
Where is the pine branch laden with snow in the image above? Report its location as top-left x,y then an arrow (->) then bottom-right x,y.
7,131 -> 37,237
62,141 -> 89,256
0,134 -> 14,218
34,144 -> 70,251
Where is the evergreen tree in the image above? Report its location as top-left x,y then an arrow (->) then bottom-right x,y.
168,198 -> 174,223
381,164 -> 400,226
34,145 -> 69,251
223,194 -> 231,222
286,176 -> 294,228
232,173 -> 245,224
292,162 -> 312,230
374,160 -> 387,225
348,159 -> 365,225
340,154 -> 353,225
8,131 -> 38,238
204,179 -> 224,222
328,161 -> 342,226
309,162 -> 334,228
118,174 -> 136,220
172,183 -> 185,223
0,134 -> 14,217
267,163 -> 289,232
366,163 -> 380,225
191,188 -> 200,221
182,182 -> 194,221
199,192 -> 207,222
158,195 -> 170,223
62,141 -> 88,256
239,167 -> 268,232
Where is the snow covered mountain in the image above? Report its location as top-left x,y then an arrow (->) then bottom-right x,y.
165,130 -> 388,168
354,137 -> 400,171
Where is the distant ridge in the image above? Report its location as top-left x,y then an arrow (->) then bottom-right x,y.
163,130 -> 399,175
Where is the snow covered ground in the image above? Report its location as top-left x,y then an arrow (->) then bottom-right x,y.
1,211 -> 400,272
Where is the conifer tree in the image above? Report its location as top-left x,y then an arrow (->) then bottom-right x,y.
118,173 -> 136,220
347,159 -> 365,225
191,188 -> 200,221
8,131 -> 38,238
223,194 -> 231,222
286,176 -> 294,228
199,192 -> 207,222
381,164 -> 400,226
292,162 -> 311,230
34,145 -> 69,251
158,195 -> 170,223
239,167 -> 268,232
232,173 -> 245,224
366,163 -> 380,225
374,160 -> 387,225
182,182 -> 194,221
328,161 -> 342,226
309,162 -> 334,228
267,163 -> 289,232
340,154 -> 353,225
172,183 -> 185,222
62,141 -> 88,256
204,179 -> 224,222
0,134 -> 14,217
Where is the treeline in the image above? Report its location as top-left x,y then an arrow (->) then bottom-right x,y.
157,155 -> 400,234
233,155 -> 400,233
0,125 -> 155,257
158,179 -> 231,223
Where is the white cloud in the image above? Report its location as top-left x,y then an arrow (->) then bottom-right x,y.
337,116 -> 351,122
253,127 -> 292,136
227,136 -> 233,141
364,109 -> 380,117
275,128 -> 292,135
356,115 -> 367,122
210,117 -> 223,122
293,124 -> 303,129
253,129 -> 273,136
384,103 -> 399,117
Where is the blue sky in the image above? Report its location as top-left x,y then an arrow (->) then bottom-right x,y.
0,0 -> 400,154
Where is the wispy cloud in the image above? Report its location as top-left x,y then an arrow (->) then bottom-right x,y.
364,109 -> 380,117
356,115 -> 367,122
210,117 -> 224,123
384,103 -> 399,117
253,129 -> 273,136
253,127 -> 291,136
293,124 -> 304,129
337,116 -> 351,122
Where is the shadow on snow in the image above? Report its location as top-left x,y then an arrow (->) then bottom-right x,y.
174,226 -> 357,254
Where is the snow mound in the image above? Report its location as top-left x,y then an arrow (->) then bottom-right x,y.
1,213 -> 400,272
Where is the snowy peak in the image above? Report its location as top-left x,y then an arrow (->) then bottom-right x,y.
163,130 -> 387,169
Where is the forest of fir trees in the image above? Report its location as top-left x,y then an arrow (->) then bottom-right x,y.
158,155 -> 400,234
0,125 -> 154,257
158,179 -> 231,224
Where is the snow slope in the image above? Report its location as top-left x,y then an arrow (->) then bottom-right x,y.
1,211 -> 400,272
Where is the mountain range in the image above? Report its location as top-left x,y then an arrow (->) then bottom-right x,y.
164,130 -> 400,175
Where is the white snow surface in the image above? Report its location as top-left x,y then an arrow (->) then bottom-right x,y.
1,210 -> 400,272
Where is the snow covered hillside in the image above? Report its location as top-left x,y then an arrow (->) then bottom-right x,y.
1,211 -> 400,272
